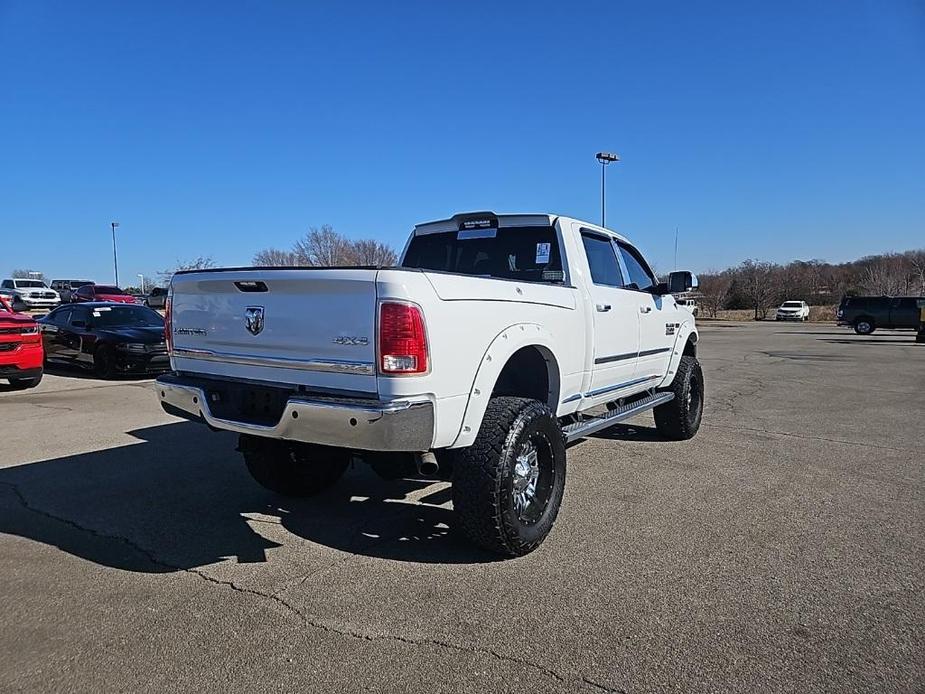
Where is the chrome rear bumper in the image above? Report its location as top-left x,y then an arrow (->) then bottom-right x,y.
156,375 -> 434,452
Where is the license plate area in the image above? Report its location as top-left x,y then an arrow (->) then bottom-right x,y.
204,381 -> 295,426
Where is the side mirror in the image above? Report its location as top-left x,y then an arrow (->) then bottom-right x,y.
667,271 -> 698,295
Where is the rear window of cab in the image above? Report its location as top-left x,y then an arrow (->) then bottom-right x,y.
402,226 -> 565,284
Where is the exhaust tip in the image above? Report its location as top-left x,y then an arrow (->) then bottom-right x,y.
415,451 -> 439,477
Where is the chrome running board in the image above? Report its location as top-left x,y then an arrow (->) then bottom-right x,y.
562,391 -> 675,443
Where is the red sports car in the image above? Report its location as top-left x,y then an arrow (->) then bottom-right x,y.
0,296 -> 44,389
71,284 -> 140,304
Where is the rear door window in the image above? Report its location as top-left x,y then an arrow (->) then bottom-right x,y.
52,307 -> 72,325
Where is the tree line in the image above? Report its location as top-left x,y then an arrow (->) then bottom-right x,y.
253,225 -> 397,267
697,249 -> 925,319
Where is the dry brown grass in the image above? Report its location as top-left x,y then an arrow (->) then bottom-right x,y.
701,305 -> 836,322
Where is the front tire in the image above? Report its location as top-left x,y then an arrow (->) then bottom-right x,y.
239,435 -> 350,497
654,355 -> 704,440
93,345 -> 117,378
451,396 -> 566,557
854,318 -> 875,335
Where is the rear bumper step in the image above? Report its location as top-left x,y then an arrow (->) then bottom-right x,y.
156,375 -> 434,452
562,391 -> 674,443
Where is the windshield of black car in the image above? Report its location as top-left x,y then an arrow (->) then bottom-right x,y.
88,306 -> 163,328
16,280 -> 46,288
94,286 -> 125,294
401,226 -> 564,283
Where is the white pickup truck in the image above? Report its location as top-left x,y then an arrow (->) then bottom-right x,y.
157,212 -> 703,556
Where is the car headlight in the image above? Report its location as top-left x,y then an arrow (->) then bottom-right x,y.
19,325 -> 39,335
117,343 -> 147,352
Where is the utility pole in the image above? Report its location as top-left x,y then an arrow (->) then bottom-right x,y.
674,227 -> 679,271
595,152 -> 620,227
111,221 -> 120,285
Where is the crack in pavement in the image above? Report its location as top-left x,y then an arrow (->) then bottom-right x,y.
28,402 -> 76,413
0,480 -> 612,691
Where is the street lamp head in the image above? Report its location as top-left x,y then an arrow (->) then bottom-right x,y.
111,221 -> 120,229
596,151 -> 620,164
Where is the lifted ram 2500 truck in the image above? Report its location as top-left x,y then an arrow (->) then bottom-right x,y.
156,212 -> 704,556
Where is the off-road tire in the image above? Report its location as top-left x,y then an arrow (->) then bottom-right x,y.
93,345 -> 117,378
654,355 -> 704,440
451,396 -> 566,557
7,373 -> 42,390
239,435 -> 350,497
854,318 -> 875,335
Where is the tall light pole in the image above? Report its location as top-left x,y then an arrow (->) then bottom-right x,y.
137,273 -> 145,294
595,151 -> 620,227
110,221 -> 120,286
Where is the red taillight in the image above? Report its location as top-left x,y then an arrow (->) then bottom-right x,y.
378,301 -> 428,374
164,296 -> 173,353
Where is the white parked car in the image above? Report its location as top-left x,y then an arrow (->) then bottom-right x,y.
0,279 -> 61,310
156,212 -> 704,556
776,300 -> 810,321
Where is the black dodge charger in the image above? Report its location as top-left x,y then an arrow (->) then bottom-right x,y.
37,302 -> 169,378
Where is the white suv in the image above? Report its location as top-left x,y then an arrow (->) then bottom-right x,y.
0,279 -> 61,310
776,300 -> 809,321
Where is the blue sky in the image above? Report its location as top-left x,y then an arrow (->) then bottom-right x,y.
1,0 -> 923,284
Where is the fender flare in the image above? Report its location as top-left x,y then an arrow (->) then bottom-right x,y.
449,322 -> 561,449
657,321 -> 698,389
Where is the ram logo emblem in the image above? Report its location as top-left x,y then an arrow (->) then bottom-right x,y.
244,306 -> 265,336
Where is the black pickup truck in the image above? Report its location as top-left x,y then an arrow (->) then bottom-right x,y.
837,296 -> 923,334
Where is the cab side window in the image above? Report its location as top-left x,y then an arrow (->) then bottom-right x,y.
617,243 -> 656,292
581,232 -> 624,287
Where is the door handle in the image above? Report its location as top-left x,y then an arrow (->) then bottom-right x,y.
640,306 -> 652,314
595,304 -> 611,312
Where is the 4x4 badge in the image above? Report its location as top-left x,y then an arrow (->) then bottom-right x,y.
244,306 -> 265,336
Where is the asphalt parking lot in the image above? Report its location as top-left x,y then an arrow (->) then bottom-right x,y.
1,322 -> 922,693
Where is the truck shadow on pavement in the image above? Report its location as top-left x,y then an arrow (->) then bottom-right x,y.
587,423 -> 666,442
0,422 -> 498,572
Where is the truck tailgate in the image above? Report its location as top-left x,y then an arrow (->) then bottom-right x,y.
169,269 -> 379,394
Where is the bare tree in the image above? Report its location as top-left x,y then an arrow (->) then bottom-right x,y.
293,225 -> 356,266
904,250 -> 925,295
860,254 -> 911,295
158,256 -> 216,284
126,275 -> 159,293
697,272 -> 732,318
253,248 -> 301,266
351,239 -> 397,266
736,259 -> 779,320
